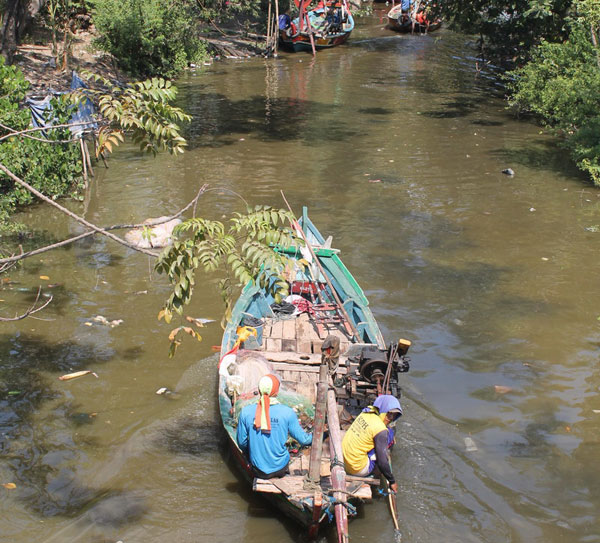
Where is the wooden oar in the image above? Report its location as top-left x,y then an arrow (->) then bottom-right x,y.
385,478 -> 400,531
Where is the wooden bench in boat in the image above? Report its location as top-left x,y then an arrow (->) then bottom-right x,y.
261,312 -> 352,355
253,475 -> 374,500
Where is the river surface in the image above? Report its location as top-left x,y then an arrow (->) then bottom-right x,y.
2,10 -> 600,543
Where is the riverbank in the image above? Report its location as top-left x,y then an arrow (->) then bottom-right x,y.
14,25 -> 263,96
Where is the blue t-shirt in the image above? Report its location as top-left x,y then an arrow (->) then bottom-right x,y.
237,402 -> 312,475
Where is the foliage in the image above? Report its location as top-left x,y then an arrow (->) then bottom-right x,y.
71,72 -> 191,156
508,0 -> 600,184
92,0 -> 208,78
0,58 -> 83,233
436,0 -> 574,66
155,206 -> 299,357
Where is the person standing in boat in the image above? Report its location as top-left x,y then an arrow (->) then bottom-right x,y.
237,374 -> 313,479
341,395 -> 402,493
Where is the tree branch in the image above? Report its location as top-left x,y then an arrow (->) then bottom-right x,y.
0,286 -> 53,321
0,160 -> 160,256
0,121 -> 82,144
0,184 -> 210,265
0,120 -> 102,144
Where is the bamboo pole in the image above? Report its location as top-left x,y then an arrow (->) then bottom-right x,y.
79,137 -> 88,188
266,0 -> 272,54
84,139 -> 94,177
308,363 -> 328,483
281,191 -> 361,341
274,0 -> 280,56
327,386 -> 349,543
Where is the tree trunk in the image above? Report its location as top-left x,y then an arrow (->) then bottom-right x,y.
1,0 -> 46,62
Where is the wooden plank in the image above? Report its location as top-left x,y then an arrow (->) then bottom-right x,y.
263,351 -> 321,364
271,362 -> 348,375
282,338 -> 297,352
346,474 -> 380,485
254,479 -> 282,494
270,319 -> 284,339
282,319 -> 296,340
266,338 -> 282,352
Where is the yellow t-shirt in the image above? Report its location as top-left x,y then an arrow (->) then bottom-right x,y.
342,411 -> 387,474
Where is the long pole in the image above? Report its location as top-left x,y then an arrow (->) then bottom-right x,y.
327,386 -> 349,543
280,191 -> 361,341
307,363 -> 328,483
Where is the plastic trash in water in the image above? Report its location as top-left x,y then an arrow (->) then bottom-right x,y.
464,437 -> 478,452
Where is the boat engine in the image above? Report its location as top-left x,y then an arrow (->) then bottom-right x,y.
358,345 -> 389,384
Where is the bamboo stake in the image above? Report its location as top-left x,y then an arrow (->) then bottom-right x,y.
274,0 -> 280,56
266,0 -> 272,54
79,137 -> 88,188
84,139 -> 94,177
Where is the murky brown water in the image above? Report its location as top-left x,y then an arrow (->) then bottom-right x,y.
2,10 -> 600,543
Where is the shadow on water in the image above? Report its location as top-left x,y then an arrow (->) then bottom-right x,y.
154,418 -> 223,456
182,94 -> 357,148
0,334 -> 130,519
420,97 -> 478,119
220,442 -> 342,543
490,139 -> 588,179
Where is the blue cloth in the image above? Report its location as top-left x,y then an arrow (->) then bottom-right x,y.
401,0 -> 411,10
237,402 -> 312,476
363,394 -> 402,416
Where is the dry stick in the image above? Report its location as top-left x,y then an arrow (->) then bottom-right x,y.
0,286 -> 53,322
280,190 -> 360,340
0,183 -> 209,265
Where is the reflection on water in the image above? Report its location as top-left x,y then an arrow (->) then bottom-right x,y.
1,11 -> 600,543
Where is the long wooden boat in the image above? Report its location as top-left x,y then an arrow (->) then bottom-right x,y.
387,4 -> 442,33
218,207 -> 411,539
278,1 -> 354,53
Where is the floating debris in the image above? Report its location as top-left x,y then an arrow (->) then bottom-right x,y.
156,387 -> 170,395
494,385 -> 512,395
2,483 -> 16,490
464,437 -> 478,452
186,316 -> 215,327
59,370 -> 99,381
92,315 -> 123,327
502,168 -> 514,176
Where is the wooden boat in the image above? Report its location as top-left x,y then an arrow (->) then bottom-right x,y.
278,0 -> 354,53
387,4 -> 442,33
218,206 -> 411,539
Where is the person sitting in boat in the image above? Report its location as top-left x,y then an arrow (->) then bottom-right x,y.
237,374 -> 313,479
400,0 -> 412,20
341,395 -> 402,493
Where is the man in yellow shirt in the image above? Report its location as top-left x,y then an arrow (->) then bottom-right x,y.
342,395 -> 402,493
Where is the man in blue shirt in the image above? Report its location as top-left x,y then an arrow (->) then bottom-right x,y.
237,374 -> 312,479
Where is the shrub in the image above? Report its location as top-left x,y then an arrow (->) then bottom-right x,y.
0,57 -> 83,234
92,0 -> 207,78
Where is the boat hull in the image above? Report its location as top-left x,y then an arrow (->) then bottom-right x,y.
279,8 -> 354,52
387,5 -> 442,33
217,208 -> 409,537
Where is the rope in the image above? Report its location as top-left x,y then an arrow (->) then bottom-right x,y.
377,488 -> 397,497
330,456 -> 345,470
